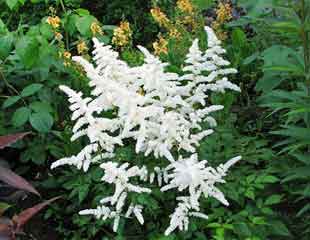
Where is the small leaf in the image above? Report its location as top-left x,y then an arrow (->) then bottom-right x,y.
0,203 -> 11,216
29,112 -> 54,133
265,195 -> 282,205
2,96 -> 21,109
12,107 -> 31,127
0,165 -> 40,196
12,196 -> 61,232
21,84 -> 43,97
0,132 -> 30,149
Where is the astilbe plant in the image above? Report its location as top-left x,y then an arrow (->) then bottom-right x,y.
51,26 -> 242,235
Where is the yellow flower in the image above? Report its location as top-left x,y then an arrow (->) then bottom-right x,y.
153,36 -> 168,55
150,7 -> 170,28
112,21 -> 132,47
54,32 -> 63,41
90,22 -> 103,36
46,16 -> 61,29
177,0 -> 194,14
77,41 -> 88,54
63,51 -> 71,59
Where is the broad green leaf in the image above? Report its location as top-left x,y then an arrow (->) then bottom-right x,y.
12,107 -> 30,127
29,112 -> 54,133
75,15 -> 97,37
2,96 -> 21,109
5,0 -> 19,10
29,101 -> 53,113
21,84 -> 43,97
15,36 -> 39,68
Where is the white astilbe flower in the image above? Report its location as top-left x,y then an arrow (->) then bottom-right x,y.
100,162 -> 151,205
165,191 -> 208,236
51,26 -> 242,235
161,154 -> 242,206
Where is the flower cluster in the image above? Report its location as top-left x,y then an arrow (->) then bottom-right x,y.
90,21 -> 104,36
211,2 -> 233,40
46,16 -> 61,29
150,7 -> 170,28
112,21 -> 132,47
153,36 -> 168,55
51,26 -> 241,235
177,0 -> 194,14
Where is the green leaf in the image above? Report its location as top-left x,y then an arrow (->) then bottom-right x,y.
12,107 -> 30,127
29,112 -> 54,133
16,36 -> 39,68
272,126 -> 310,141
5,0 -> 19,10
265,195 -> 282,205
233,222 -> 252,237
21,84 -> 43,97
2,96 -> 21,109
268,220 -> 290,236
256,175 -> 279,184
192,0 -> 213,10
75,15 -> 97,37
0,202 -> 11,215
29,101 -> 53,113
0,33 -> 14,60
78,185 -> 89,203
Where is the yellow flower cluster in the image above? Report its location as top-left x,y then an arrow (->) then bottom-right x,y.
112,21 -> 132,47
77,41 -> 88,55
211,2 -> 233,40
177,0 -> 194,14
90,22 -> 104,36
150,7 -> 170,27
46,16 -> 61,29
169,27 -> 181,39
62,51 -> 72,67
153,36 -> 168,55
216,2 -> 232,24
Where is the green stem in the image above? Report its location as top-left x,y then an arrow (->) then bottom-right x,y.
0,67 -> 27,106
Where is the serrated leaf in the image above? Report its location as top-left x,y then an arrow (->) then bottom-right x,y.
21,84 -> 43,97
12,107 -> 30,127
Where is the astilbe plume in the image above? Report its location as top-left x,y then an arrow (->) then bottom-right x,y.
51,26 -> 241,235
